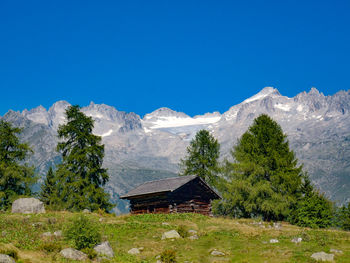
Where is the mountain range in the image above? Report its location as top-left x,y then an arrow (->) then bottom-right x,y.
2,87 -> 350,213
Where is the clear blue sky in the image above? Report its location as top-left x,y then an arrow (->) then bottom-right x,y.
1,0 -> 349,117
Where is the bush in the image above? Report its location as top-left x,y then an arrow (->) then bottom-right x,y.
39,242 -> 62,253
63,214 -> 101,250
81,247 -> 98,259
177,225 -> 189,238
160,249 -> 176,263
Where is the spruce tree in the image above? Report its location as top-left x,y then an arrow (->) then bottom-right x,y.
179,129 -> 220,187
0,120 -> 36,209
39,167 -> 60,209
215,114 -> 303,221
336,203 -> 350,230
288,173 -> 334,228
55,105 -> 113,212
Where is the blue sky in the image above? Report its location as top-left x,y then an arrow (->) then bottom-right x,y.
0,0 -> 349,117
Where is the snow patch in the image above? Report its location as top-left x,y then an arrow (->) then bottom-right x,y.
297,105 -> 303,112
275,104 -> 291,111
145,116 -> 221,129
98,129 -> 113,137
86,113 -> 104,119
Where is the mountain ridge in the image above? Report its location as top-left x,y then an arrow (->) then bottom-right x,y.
2,87 -> 350,213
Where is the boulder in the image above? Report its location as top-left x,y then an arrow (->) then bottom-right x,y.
161,230 -> 181,240
0,254 -> 15,263
330,248 -> 343,254
82,209 -> 90,213
210,249 -> 225,256
94,241 -> 114,258
60,248 -> 87,261
128,248 -> 140,255
11,198 -> 45,214
291,237 -> 302,243
311,252 -> 334,262
188,235 -> 199,240
54,230 -> 63,238
269,239 -> 279,243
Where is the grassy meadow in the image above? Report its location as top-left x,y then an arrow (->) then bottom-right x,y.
0,212 -> 349,263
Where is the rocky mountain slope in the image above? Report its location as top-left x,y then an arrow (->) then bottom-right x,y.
2,87 -> 350,213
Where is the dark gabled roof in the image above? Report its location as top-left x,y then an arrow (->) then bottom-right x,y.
120,175 -> 220,199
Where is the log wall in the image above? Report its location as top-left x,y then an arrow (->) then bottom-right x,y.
128,177 -> 217,216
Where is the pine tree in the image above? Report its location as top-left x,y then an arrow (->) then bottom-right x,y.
289,173 -> 333,228
0,120 -> 36,210
54,105 -> 113,212
39,167 -> 60,209
336,203 -> 350,230
180,129 -> 220,187
215,114 -> 303,221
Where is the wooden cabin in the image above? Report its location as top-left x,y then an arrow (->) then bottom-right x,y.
120,175 -> 221,216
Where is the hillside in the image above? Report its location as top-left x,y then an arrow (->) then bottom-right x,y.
1,87 -> 350,213
0,212 -> 349,262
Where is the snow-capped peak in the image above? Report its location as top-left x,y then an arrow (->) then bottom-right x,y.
143,107 -> 189,120
243,87 -> 281,104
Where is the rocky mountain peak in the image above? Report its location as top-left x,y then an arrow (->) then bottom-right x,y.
143,107 -> 189,120
308,87 -> 323,96
22,105 -> 49,125
242,87 -> 281,104
47,101 -> 71,130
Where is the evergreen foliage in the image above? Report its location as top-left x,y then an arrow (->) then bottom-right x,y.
289,175 -> 333,228
335,203 -> 350,231
39,167 -> 60,209
0,120 -> 36,210
179,129 -> 220,187
290,191 -> 333,228
214,114 -> 303,221
54,105 -> 113,212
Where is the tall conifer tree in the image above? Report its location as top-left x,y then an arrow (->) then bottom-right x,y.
215,114 -> 302,221
39,167 -> 60,209
180,129 -> 220,187
55,105 -> 113,211
0,120 -> 36,209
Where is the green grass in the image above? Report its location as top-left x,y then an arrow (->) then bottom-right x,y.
0,212 -> 349,262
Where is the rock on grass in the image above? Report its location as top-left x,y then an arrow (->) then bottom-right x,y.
11,198 -> 45,214
60,248 -> 87,261
311,252 -> 334,262
0,254 -> 15,263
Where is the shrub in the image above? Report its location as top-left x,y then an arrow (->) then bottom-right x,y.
177,225 -> 189,238
81,247 -> 98,259
39,242 -> 62,253
63,214 -> 101,250
160,249 -> 176,263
